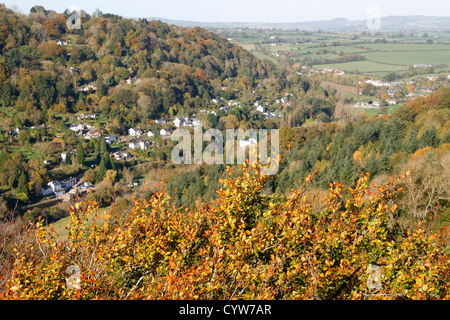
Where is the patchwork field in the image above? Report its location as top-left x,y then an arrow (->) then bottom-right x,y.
318,60 -> 406,75
230,30 -> 450,77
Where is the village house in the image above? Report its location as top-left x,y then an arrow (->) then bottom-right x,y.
75,181 -> 94,196
129,140 -> 149,150
42,178 -> 77,197
84,113 -> 96,119
126,77 -> 141,85
77,113 -> 96,120
139,140 -> 150,150
354,101 -> 381,109
419,87 -> 433,94
104,136 -> 116,145
68,67 -> 80,74
256,105 -> 267,113
68,123 -> 85,132
61,151 -> 68,162
147,131 -> 155,138
388,88 -> 400,97
128,141 -> 136,149
413,64 -> 432,68
40,187 -> 54,197
61,149 -> 76,162
386,98 -> 397,105
77,83 -> 97,92
128,127 -> 143,136
173,116 -> 190,127
206,109 -> 219,115
112,151 -> 131,161
227,101 -> 241,107
155,119 -> 167,125
364,79 -> 390,87
85,124 -> 95,130
264,111 -> 276,119
83,130 -> 102,140
12,127 -> 30,137
160,129 -> 170,137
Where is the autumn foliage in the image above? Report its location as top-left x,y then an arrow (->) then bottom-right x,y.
1,162 -> 449,300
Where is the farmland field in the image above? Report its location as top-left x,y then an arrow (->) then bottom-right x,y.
363,48 -> 450,66
229,30 -> 450,77
347,102 -> 403,117
252,50 -> 279,64
312,43 -> 450,75
317,60 -> 406,75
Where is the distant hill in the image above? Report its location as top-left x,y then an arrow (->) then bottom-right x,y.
147,16 -> 450,32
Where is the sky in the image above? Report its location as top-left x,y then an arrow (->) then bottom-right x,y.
3,0 -> 450,22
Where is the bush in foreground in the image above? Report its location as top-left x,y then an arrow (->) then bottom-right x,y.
1,162 -> 449,299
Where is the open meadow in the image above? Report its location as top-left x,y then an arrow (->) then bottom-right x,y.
231,30 -> 450,77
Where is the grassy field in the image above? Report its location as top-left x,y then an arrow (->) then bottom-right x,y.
233,30 -> 450,76
363,46 -> 450,65
317,60 -> 406,75
347,102 -> 403,117
48,205 -> 110,240
7,146 -> 41,160
315,43 -> 450,75
251,51 -> 279,64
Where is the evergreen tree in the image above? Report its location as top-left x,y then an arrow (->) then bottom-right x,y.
364,154 -> 379,176
108,155 -> 116,171
65,153 -> 72,165
419,127 -> 440,148
100,137 -> 107,154
76,143 -> 85,165
404,128 -> 419,154
93,139 -> 101,162
379,154 -> 392,172
96,157 -> 107,183
17,172 -> 28,195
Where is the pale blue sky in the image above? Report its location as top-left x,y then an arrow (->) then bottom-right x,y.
3,0 -> 450,22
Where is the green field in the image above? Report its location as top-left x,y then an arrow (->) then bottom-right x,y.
251,51 -> 279,64
232,30 -> 450,76
357,43 -> 450,51
317,60 -> 406,75
364,49 -> 450,66
347,102 -> 403,117
7,146 -> 41,160
315,43 -> 450,75
48,206 -> 110,240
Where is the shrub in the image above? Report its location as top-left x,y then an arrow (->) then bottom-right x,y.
1,163 -> 448,300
